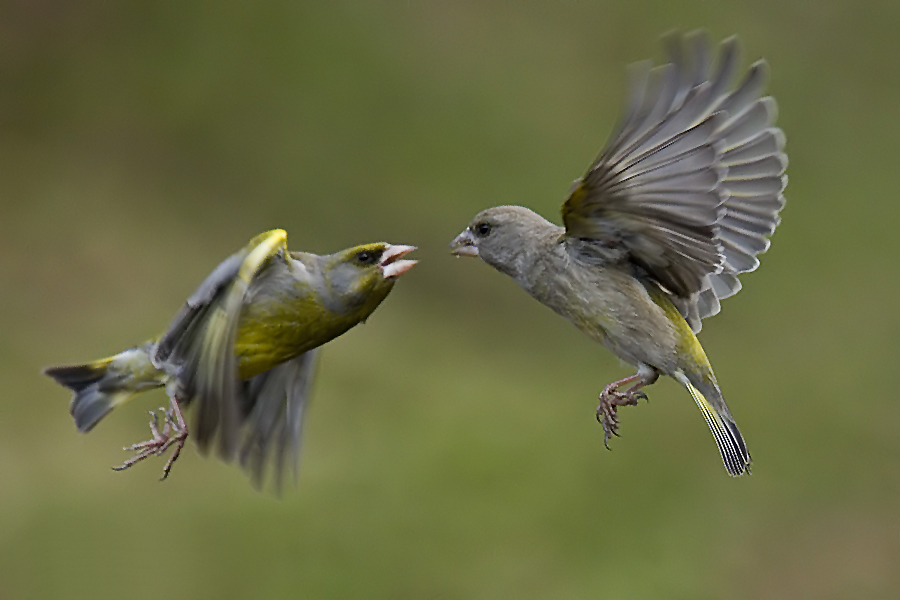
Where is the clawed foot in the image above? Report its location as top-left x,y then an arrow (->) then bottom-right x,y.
112,397 -> 188,480
595,384 -> 648,450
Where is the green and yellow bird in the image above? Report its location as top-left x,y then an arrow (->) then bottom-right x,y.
450,33 -> 787,476
45,229 -> 416,487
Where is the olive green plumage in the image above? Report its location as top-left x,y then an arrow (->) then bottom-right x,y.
450,33 -> 786,476
45,229 -> 416,486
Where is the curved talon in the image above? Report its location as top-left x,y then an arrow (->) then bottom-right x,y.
595,373 -> 653,449
112,397 -> 189,479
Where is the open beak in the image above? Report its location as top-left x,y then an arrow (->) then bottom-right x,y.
379,244 -> 417,278
449,229 -> 479,257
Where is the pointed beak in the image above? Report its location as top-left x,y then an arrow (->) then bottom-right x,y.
449,229 -> 479,257
379,244 -> 417,278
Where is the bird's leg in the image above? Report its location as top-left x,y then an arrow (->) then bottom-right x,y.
159,398 -> 188,480
112,394 -> 189,480
596,373 -> 652,450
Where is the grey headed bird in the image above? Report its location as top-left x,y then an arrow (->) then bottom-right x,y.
45,229 -> 417,488
450,33 -> 787,476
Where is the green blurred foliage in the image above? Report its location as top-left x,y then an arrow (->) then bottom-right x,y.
1,1 -> 899,598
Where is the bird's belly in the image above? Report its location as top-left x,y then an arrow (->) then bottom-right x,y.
535,266 -> 679,370
234,322 -> 320,379
593,292 -> 680,370
232,293 -> 351,380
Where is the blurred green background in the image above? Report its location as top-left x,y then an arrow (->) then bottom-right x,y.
2,1 -> 898,598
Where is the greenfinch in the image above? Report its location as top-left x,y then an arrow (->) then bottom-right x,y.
450,33 -> 786,476
45,229 -> 416,487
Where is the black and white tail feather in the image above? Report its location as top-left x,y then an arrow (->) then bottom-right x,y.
675,372 -> 751,477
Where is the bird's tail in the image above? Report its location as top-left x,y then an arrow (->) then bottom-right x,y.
44,341 -> 167,432
677,374 -> 751,477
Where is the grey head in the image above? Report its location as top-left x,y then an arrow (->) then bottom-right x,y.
450,205 -> 562,282
312,242 -> 417,315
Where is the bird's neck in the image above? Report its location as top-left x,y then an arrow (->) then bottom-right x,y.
495,227 -> 565,293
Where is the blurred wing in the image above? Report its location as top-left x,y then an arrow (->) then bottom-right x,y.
239,349 -> 319,492
152,254 -> 245,369
152,229 -> 290,459
562,32 -> 786,328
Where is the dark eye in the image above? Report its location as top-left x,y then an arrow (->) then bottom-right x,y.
355,249 -> 382,265
473,222 -> 492,237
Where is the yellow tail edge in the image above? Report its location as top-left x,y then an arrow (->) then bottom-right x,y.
44,343 -> 164,433
683,380 -> 752,477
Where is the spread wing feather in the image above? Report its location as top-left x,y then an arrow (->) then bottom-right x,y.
239,349 -> 319,492
562,32 -> 786,330
152,229 -> 290,459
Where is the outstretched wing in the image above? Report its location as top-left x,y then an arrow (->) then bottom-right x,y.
239,349 -> 319,492
562,32 -> 786,331
694,125 -> 786,326
153,229 -> 290,460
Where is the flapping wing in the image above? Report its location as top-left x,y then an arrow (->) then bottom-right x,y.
238,349 -> 319,492
152,229 -> 290,459
694,126 -> 786,326
562,32 -> 786,330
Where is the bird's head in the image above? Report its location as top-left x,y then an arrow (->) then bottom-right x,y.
321,242 -> 417,313
450,206 -> 557,278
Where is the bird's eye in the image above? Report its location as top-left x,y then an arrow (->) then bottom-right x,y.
473,222 -> 492,237
355,249 -> 382,265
